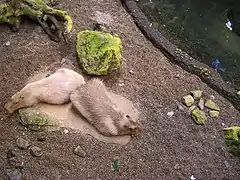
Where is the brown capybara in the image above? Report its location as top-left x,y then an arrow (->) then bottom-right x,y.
70,78 -> 141,137
5,68 -> 85,113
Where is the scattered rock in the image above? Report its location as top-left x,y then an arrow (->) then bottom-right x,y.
190,90 -> 202,99
210,95 -> 215,100
6,167 -> 23,180
30,146 -> 43,157
73,145 -> 86,158
7,150 -> 24,168
174,163 -> 180,170
118,83 -> 124,87
183,95 -> 194,107
188,105 -> 197,113
64,129 -> 69,134
177,104 -> 185,111
221,123 -> 225,126
129,70 -> 134,74
205,99 -> 220,111
198,98 -> 204,110
18,108 -> 59,132
76,30 -> 123,75
5,41 -> 10,46
223,160 -> 230,168
190,175 -> 196,180
223,126 -> 240,156
167,111 -> 174,117
237,91 -> 240,96
191,108 -> 207,125
209,110 -> 220,118
16,137 -> 31,150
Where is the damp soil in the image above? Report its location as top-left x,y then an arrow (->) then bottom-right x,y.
0,0 -> 240,179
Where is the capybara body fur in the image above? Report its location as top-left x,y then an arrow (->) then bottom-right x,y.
70,78 -> 141,137
5,68 -> 85,113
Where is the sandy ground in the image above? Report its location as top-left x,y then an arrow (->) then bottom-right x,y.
0,0 -> 240,179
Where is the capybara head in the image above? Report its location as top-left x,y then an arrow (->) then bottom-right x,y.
4,92 -> 25,114
117,114 -> 142,137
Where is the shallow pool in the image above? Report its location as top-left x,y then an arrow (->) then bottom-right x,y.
138,0 -> 240,87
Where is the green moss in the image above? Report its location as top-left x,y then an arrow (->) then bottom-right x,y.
223,126 -> 240,156
191,108 -> 206,125
76,30 -> 123,75
0,0 -> 72,37
18,107 -> 59,131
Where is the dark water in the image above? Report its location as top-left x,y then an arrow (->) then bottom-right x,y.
138,0 -> 240,88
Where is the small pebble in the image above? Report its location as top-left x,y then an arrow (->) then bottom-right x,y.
221,123 -> 225,126
167,111 -> 174,117
177,104 -> 185,111
5,41 -> 10,46
73,145 -> 86,158
16,137 -> 31,150
30,146 -> 43,157
223,160 -> 230,168
190,175 -> 196,180
174,163 -> 180,170
64,129 -> 69,134
118,83 -> 124,87
129,70 -> 134,74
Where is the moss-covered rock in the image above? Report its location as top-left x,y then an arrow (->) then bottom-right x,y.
205,99 -> 220,111
209,110 -> 220,118
191,108 -> 206,125
76,30 -> 123,75
223,126 -> 240,156
18,107 -> 59,131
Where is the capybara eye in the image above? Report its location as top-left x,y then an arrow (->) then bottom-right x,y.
126,115 -> 130,118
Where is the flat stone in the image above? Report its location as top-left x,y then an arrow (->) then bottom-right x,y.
205,99 -> 220,111
30,146 -> 43,157
209,110 -> 220,118
177,104 -> 185,111
198,98 -> 204,110
191,108 -> 207,125
183,95 -> 194,107
16,137 -> 31,150
191,90 -> 203,99
73,145 -> 86,158
6,167 -> 23,180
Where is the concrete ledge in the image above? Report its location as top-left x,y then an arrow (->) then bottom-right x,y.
121,0 -> 240,111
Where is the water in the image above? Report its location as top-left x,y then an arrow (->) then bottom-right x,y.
137,0 -> 240,88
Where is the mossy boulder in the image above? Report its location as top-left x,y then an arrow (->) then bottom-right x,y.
18,107 -> 59,131
76,30 -> 123,75
191,108 -> 206,125
223,126 -> 240,156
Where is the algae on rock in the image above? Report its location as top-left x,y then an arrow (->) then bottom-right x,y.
191,108 -> 206,125
18,107 -> 59,131
0,0 -> 72,41
223,126 -> 240,156
76,30 -> 123,75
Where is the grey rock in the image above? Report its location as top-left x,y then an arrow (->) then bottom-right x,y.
6,168 -> 23,180
30,146 -> 43,157
224,160 -> 230,168
191,90 -> 203,99
16,137 -> 31,150
177,104 -> 185,111
73,145 -> 86,158
198,98 -> 204,110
